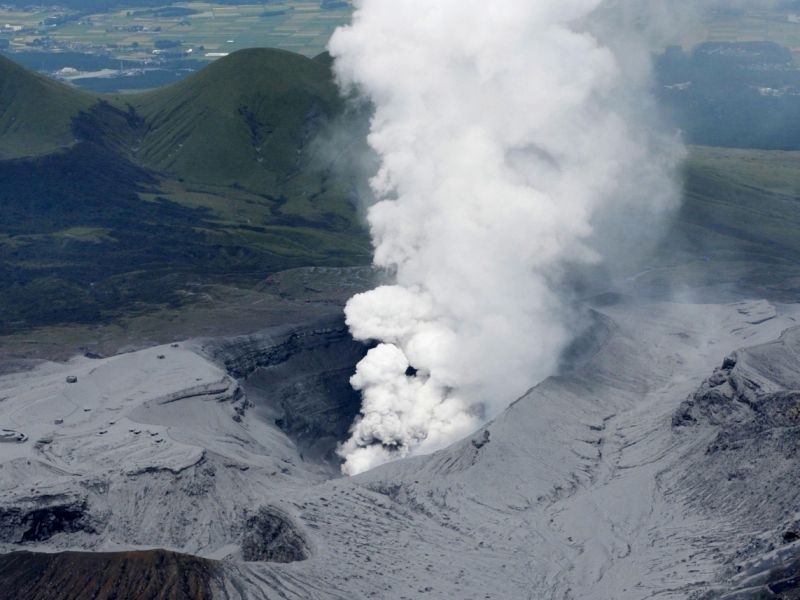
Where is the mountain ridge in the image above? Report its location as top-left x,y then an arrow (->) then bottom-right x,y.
0,49 -> 371,334
0,53 -> 96,159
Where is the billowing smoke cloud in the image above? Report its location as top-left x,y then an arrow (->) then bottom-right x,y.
329,0 -> 684,475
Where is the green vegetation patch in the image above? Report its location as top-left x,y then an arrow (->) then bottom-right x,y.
0,54 -> 97,158
0,48 -> 370,334
644,145 -> 800,298
128,48 -> 343,191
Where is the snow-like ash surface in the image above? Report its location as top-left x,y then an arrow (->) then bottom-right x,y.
2,300 -> 800,598
0,333 -> 326,557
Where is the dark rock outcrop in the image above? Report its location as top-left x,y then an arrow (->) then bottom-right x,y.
0,496 -> 96,543
0,549 -> 220,600
673,327 -> 800,457
241,507 -> 309,563
201,316 -> 367,463
201,316 -> 362,380
700,551 -> 800,600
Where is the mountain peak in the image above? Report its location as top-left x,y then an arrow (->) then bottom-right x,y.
0,54 -> 95,159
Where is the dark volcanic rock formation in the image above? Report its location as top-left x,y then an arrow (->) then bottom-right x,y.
0,549 -> 222,600
200,316 -> 367,463
0,495 -> 96,544
242,507 -> 309,563
203,316 -> 364,380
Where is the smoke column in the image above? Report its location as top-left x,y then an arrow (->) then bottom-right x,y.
330,0 -> 683,475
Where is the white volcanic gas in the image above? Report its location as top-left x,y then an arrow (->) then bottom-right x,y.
330,0 -> 684,475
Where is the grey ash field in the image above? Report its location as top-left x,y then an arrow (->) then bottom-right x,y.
3,38 -> 800,600
3,281 -> 800,599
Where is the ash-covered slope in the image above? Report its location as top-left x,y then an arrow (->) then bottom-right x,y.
673,326 -> 800,599
233,299 -> 800,599
2,300 -> 800,599
0,317 -> 358,559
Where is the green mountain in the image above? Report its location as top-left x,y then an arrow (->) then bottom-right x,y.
0,49 -> 370,334
654,146 -> 800,299
3,48 -> 798,337
131,49 -> 340,189
0,54 -> 96,159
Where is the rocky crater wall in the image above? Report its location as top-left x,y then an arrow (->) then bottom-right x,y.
199,316 -> 367,464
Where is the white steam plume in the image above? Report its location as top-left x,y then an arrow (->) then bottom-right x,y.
330,0 -> 684,475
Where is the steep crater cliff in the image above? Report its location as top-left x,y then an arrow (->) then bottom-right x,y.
673,326 -> 800,599
199,316 -> 368,466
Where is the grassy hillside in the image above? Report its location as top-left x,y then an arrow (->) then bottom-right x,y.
0,49 -> 371,334
131,49 -> 340,189
3,49 -> 799,336
645,146 -> 800,299
0,54 -> 97,159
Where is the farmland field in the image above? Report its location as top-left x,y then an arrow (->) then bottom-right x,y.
0,0 -> 352,61
697,8 -> 800,58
